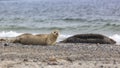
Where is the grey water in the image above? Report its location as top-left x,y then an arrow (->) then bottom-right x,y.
0,0 -> 120,35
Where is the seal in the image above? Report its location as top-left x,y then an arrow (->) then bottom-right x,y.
12,30 -> 59,45
60,34 -> 116,44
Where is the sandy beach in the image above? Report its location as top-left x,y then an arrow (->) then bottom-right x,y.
0,0 -> 120,68
0,43 -> 120,68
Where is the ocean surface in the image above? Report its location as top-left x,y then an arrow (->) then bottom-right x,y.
0,0 -> 120,44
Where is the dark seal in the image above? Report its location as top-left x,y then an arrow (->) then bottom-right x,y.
60,34 -> 116,44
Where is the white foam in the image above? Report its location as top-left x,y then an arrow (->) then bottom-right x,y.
0,31 -> 22,37
57,34 -> 71,42
109,34 -> 120,45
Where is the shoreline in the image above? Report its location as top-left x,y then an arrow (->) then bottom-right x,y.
0,43 -> 120,68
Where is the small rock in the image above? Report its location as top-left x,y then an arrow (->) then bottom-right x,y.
33,58 -> 39,62
79,63 -> 82,65
66,57 -> 74,62
48,57 -> 57,62
1,58 -> 4,61
100,65 -> 104,68
23,58 -> 28,62
113,60 -> 116,64
4,43 -> 9,46
47,57 -> 63,65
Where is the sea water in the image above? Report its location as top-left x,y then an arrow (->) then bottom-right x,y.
0,0 -> 120,44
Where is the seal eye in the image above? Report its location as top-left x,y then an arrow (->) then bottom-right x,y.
53,31 -> 58,35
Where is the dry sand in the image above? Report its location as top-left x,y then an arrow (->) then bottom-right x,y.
0,43 -> 120,68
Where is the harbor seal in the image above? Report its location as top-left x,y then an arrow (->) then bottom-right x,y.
12,30 -> 59,45
60,34 -> 116,44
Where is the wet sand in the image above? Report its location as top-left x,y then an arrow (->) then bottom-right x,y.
0,43 -> 120,68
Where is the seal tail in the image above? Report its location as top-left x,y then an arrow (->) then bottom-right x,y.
0,37 -> 19,43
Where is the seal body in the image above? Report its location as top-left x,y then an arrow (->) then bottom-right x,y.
12,30 -> 59,45
60,34 -> 116,44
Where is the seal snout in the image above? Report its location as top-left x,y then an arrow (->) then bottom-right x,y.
110,38 -> 116,44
